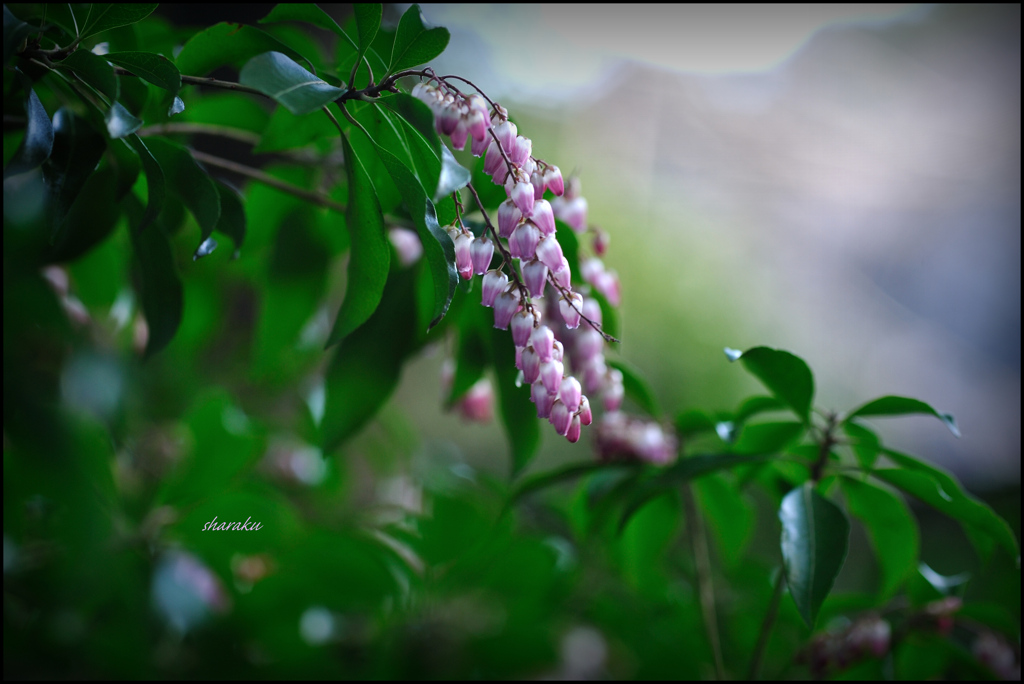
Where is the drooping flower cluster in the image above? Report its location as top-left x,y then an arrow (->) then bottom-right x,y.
413,78 -> 632,446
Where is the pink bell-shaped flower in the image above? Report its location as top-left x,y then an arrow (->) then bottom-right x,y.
544,166 -> 564,196
531,199 -> 555,236
559,292 -> 583,329
471,133 -> 490,157
493,120 -> 518,155
454,232 -> 474,280
470,235 -> 494,275
530,325 -> 555,362
566,414 -> 582,443
530,169 -> 546,199
522,346 -> 541,384
497,199 -> 522,239
484,140 -> 504,174
493,290 -> 519,329
510,309 -> 535,347
603,369 -> 624,411
450,119 -> 469,150
540,359 -> 564,395
509,135 -> 532,167
508,222 -> 540,260
481,269 -> 508,307
577,395 -> 593,426
582,298 -> 602,326
535,236 -> 564,271
509,181 -> 535,216
575,328 -> 604,362
522,259 -> 549,298
559,376 -> 582,412
551,257 -> 571,289
531,381 -> 555,418
549,400 -> 572,436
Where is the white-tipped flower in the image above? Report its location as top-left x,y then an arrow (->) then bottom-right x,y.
510,181 -> 535,216
470,235 -> 494,275
493,290 -> 519,329
509,135 -> 532,167
522,346 -> 541,384
549,400 -> 572,436
454,233 -> 474,280
510,310 -> 535,347
522,259 -> 549,298
540,359 -> 564,395
551,257 -> 572,289
530,325 -> 555,362
559,292 -> 583,329
535,236 -> 564,271
494,120 -> 518,155
497,199 -> 522,239
566,414 -> 582,443
531,199 -> 556,236
544,165 -> 564,196
481,269 -> 508,307
559,376 -> 582,412
484,140 -> 504,174
578,395 -> 593,426
531,381 -> 555,418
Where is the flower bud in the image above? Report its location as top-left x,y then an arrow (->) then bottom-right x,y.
466,108 -> 488,142
494,120 -> 518,155
559,376 -> 582,412
509,135 -> 532,167
559,292 -> 583,329
531,169 -> 546,199
551,339 -> 564,363
550,400 -> 572,436
470,235 -> 494,274
582,298 -> 602,326
388,227 -> 423,267
457,377 -> 493,423
595,270 -> 621,306
593,228 -> 610,256
454,233 -> 474,280
520,156 -> 536,179
497,199 -> 522,238
450,119 -> 470,150
522,346 -> 541,384
522,259 -> 549,298
540,359 -> 564,395
544,166 -> 565,196
511,309 -> 535,347
531,199 -> 556,235
603,369 -> 624,412
578,395 -> 593,425
471,133 -> 490,157
467,94 -> 489,119
531,325 -> 555,362
531,381 -> 555,418
576,328 -> 604,362
481,269 -> 509,307
566,414 -> 582,443
535,236 -> 564,271
438,106 -> 460,136
510,181 -> 535,216
582,357 -> 608,395
551,257 -> 572,289
556,196 -> 588,233
581,257 -> 604,285
493,291 -> 519,329
509,222 -> 540,260
484,140 -> 504,174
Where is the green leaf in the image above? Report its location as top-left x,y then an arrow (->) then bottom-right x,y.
259,3 -> 350,41
872,460 -> 1018,559
354,4 -> 382,50
846,395 -> 960,437
508,461 -> 640,509
43,109 -> 107,235
448,295 -> 489,404
842,420 -> 880,470
322,266 -> 420,452
325,134 -> 390,347
619,453 -> 772,532
45,166 -> 120,263
80,3 -> 157,39
388,4 -> 450,75
104,51 -> 181,93
212,181 -> 245,254
489,322 -> 541,476
126,195 -> 183,357
675,409 -> 716,438
4,5 -> 35,65
4,87 -> 53,178
607,358 -> 660,417
104,101 -> 142,139
239,52 -> 344,116
727,346 -> 815,422
143,137 -> 221,258
58,49 -> 118,101
435,145 -> 470,202
735,395 -> 786,424
779,483 -> 850,627
174,22 -> 311,77
841,476 -> 919,598
255,103 -> 339,153
694,473 -> 755,567
731,421 -> 804,455
179,92 -> 269,134
126,134 -> 164,230
471,153 -> 507,209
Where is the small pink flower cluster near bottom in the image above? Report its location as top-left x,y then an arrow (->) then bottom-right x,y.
799,614 -> 892,677
594,411 -> 678,465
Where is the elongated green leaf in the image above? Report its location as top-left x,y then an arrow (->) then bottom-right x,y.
125,195 -> 183,357
841,476 -> 918,598
325,134 -> 390,346
619,453 -> 771,532
212,181 -> 245,254
735,395 -> 786,423
58,49 -> 118,101
174,23 -> 310,77
143,137 -> 221,258
104,51 -> 181,93
322,266 -> 420,452
779,483 -> 850,626
239,52 -> 344,116
354,4 -> 382,50
846,395 -> 960,437
727,346 -> 815,422
5,87 -> 53,178
436,145 -> 470,201
872,463 -> 1018,558
259,3 -> 350,41
695,472 -> 755,567
731,421 -> 804,455
508,462 -> 640,509
448,293 -> 489,404
46,166 -> 120,263
489,322 -> 541,476
675,408 -> 716,438
388,4 -> 450,75
81,3 -> 157,39
127,134 -> 164,230
843,419 -> 880,470
607,358 -> 660,417
44,109 -> 107,235
4,6 -> 35,65
104,101 -> 142,139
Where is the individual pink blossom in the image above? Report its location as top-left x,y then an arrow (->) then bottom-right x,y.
493,120 -> 517,155
603,369 -> 624,411
509,222 -> 540,260
522,259 -> 549,298
593,228 -> 610,256
566,415 -> 582,443
559,292 -> 583,329
551,257 -> 571,289
575,328 -> 603,362
559,376 -> 582,412
471,133 -> 490,157
595,270 -> 621,306
581,257 -> 604,285
509,181 -> 535,216
454,233 -> 474,280
457,377 -> 493,423
484,140 -> 504,174
551,339 -> 564,363
510,310 -> 535,347
581,358 -> 608,395
387,227 -> 422,267
577,396 -> 593,426
493,291 -> 519,329
531,381 -> 555,418
470,235 -> 494,275
544,165 -> 564,196
481,269 -> 508,307
497,199 -> 522,238
509,135 -> 532,167
582,298 -> 602,326
549,400 -> 571,436
530,325 -> 555,362
554,196 -> 588,233
522,346 -> 541,384
530,169 -> 546,199
531,199 -> 555,235
540,359 -> 564,395
535,236 -> 564,271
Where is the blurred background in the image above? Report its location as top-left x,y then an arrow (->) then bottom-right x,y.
380,3 -> 1021,493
